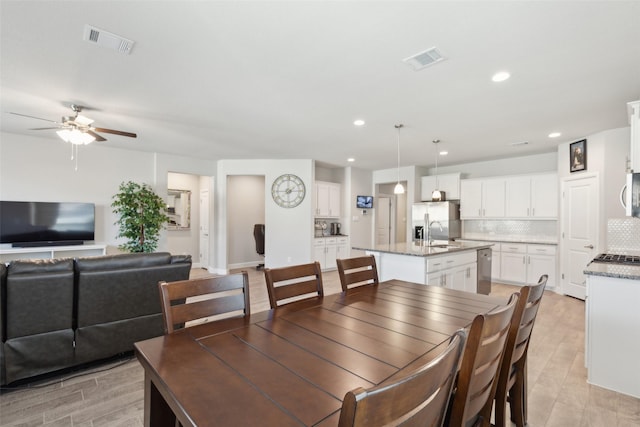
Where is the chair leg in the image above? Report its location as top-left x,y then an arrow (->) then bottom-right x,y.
494,388 -> 509,427
510,371 -> 526,427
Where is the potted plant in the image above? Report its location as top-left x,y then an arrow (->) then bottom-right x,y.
112,181 -> 170,253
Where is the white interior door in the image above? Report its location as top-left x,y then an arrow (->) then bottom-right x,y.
199,189 -> 210,269
376,197 -> 391,245
561,175 -> 599,300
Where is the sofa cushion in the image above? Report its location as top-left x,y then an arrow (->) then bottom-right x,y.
6,259 -> 74,338
76,261 -> 191,327
75,252 -> 172,271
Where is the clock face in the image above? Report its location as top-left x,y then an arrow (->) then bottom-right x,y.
271,174 -> 306,208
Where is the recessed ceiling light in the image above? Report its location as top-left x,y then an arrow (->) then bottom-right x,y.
439,151 -> 448,156
347,158 -> 355,162
353,119 -> 365,126
492,71 -> 510,82
548,132 -> 561,138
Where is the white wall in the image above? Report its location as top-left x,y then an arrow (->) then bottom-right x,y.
556,127 -> 630,249
227,175 -> 265,268
432,152 -> 557,178
215,159 -> 314,273
0,133 -> 215,255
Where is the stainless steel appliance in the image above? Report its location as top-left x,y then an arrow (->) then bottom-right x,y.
330,222 -> 341,235
620,172 -> 640,217
412,201 -> 461,243
591,253 -> 640,265
477,248 -> 492,295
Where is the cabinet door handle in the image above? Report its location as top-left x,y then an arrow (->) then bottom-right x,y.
479,209 -> 482,216
527,208 -> 530,216
532,208 -> 535,216
584,244 -> 594,249
522,256 -> 526,264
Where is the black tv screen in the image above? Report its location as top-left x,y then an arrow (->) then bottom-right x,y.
0,201 -> 95,247
356,195 -> 374,209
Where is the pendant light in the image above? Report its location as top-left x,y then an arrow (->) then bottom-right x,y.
394,124 -> 405,194
431,139 -> 442,201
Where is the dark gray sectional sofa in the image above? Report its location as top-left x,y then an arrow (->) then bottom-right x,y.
0,252 -> 191,385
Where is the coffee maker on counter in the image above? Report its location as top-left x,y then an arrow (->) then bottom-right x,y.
330,222 -> 341,235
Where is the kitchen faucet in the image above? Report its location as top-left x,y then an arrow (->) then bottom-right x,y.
428,220 -> 443,246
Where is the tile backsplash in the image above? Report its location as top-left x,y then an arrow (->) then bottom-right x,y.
462,220 -> 558,243
607,218 -> 640,252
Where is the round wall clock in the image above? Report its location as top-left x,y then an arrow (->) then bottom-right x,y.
271,174 -> 306,208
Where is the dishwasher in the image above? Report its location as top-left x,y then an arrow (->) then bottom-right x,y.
477,248 -> 492,295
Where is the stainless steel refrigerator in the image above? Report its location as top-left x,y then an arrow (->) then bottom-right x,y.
411,201 -> 461,243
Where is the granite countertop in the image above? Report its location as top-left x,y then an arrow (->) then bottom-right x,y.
584,262 -> 640,280
352,241 -> 493,257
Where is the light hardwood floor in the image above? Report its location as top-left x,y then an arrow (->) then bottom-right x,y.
1,267 -> 639,426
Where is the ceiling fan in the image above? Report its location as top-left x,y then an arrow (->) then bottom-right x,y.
9,104 -> 137,144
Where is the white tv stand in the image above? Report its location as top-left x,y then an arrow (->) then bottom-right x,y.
0,244 -> 106,263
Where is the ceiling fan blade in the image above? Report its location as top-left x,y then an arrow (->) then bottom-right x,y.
9,112 -> 59,123
93,127 -> 137,138
87,130 -> 107,142
29,127 -> 62,130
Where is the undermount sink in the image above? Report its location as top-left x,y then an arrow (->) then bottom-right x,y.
428,243 -> 460,249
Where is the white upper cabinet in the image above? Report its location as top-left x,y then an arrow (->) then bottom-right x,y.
460,178 -> 505,218
314,181 -> 341,217
505,173 -> 558,219
420,173 -> 461,201
629,100 -> 640,172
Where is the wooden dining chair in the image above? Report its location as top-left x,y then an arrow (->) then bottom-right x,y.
446,292 -> 519,427
263,261 -> 324,309
336,255 -> 379,292
493,274 -> 548,427
158,271 -> 250,334
338,330 -> 466,427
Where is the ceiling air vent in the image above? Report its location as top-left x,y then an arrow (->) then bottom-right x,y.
403,47 -> 446,71
83,25 -> 135,55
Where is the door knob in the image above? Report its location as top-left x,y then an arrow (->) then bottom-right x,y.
584,244 -> 594,249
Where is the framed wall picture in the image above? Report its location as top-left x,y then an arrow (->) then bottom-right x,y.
570,139 -> 586,172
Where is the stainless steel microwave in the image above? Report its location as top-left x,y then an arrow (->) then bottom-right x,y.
621,172 -> 640,217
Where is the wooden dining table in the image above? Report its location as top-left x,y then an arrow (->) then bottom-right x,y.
134,279 -> 506,427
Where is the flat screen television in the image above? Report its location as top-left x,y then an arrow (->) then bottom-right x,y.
356,195 -> 374,209
0,201 -> 95,247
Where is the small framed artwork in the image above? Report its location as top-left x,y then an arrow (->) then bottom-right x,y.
570,139 -> 586,173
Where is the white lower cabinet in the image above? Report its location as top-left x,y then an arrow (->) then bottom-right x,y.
499,243 -> 556,287
500,244 -> 527,283
426,251 -> 477,292
335,236 -> 349,261
314,237 -> 349,270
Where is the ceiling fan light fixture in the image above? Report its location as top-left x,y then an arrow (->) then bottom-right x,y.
57,129 -> 95,145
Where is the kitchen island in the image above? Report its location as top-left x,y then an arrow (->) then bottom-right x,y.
584,261 -> 640,398
352,241 -> 493,293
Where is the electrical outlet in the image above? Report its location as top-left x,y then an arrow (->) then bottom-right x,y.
287,256 -> 292,262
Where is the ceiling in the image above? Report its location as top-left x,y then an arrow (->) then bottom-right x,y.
2,1 -> 639,171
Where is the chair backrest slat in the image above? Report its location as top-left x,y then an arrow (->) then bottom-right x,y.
446,292 -> 519,427
264,262 -> 324,309
158,272 -> 250,334
337,256 -> 379,292
338,330 -> 466,427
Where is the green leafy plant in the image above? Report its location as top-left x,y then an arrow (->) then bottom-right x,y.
112,181 -> 170,253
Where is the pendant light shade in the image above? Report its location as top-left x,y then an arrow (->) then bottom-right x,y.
394,124 -> 404,194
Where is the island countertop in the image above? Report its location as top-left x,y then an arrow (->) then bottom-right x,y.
352,241 -> 493,257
